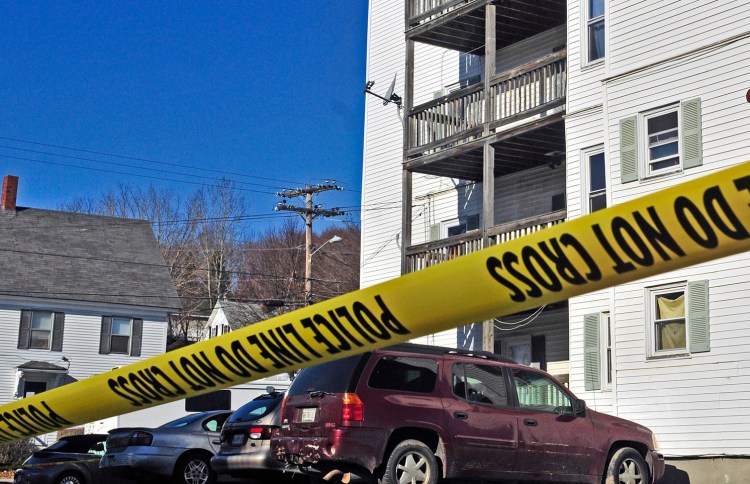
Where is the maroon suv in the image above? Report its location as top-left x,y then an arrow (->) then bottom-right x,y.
271,343 -> 664,484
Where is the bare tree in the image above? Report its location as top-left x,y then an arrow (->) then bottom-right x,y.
236,220 -> 360,309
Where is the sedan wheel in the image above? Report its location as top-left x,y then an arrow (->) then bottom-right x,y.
56,474 -> 83,484
176,453 -> 216,484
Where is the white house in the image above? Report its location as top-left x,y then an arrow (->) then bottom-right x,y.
0,175 -> 181,442
360,0 -> 750,478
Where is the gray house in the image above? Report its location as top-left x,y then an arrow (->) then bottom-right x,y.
0,175 -> 179,439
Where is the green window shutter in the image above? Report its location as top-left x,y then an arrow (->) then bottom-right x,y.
429,224 -> 440,241
688,280 -> 710,353
583,313 -> 601,391
18,310 -> 31,350
620,116 -> 638,183
130,318 -> 143,357
51,312 -> 65,352
99,316 -> 112,354
681,98 -> 703,170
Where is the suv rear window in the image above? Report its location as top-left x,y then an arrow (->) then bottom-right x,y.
368,356 -> 437,393
289,353 -> 370,396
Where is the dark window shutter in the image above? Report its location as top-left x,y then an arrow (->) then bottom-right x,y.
681,98 -> 703,169
620,116 -> 638,183
100,316 -> 112,354
51,312 -> 65,352
583,313 -> 601,391
688,280 -> 710,353
531,335 -> 546,371
18,310 -> 31,349
130,318 -> 143,357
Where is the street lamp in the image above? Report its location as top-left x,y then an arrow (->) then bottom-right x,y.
305,235 -> 342,306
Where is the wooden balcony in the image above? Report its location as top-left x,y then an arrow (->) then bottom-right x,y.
404,210 -> 566,273
406,0 -> 565,52
406,51 -> 566,159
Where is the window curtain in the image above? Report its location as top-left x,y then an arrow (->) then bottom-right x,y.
657,294 -> 685,349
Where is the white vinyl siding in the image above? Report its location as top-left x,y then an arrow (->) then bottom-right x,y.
360,0 -> 408,287
608,1 -> 750,74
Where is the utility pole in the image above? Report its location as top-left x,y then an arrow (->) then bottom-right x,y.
274,182 -> 344,306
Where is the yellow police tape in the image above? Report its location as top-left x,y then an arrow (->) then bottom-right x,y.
1,162 -> 749,443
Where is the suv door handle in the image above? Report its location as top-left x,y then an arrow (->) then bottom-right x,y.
523,419 -> 537,427
453,412 -> 468,419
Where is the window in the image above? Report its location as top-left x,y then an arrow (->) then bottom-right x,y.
513,369 -> 571,413
30,311 -> 53,349
644,106 -> 680,176
646,280 -> 710,358
100,316 -> 143,356
18,310 -> 64,351
368,356 -> 437,393
583,312 -> 611,391
620,99 -> 702,183
111,318 -> 132,354
586,0 -> 605,63
429,214 -> 480,241
452,363 -> 508,406
583,146 -> 606,213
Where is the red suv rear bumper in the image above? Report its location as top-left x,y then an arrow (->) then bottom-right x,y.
273,427 -> 388,474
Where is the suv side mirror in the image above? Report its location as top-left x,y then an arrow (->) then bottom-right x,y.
573,399 -> 586,417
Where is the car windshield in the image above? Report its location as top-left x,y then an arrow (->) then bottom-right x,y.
228,398 -> 280,423
160,413 -> 206,428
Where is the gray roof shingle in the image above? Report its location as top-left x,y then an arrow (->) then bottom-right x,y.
0,207 -> 180,310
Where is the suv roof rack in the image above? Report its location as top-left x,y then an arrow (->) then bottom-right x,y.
382,342 -> 517,364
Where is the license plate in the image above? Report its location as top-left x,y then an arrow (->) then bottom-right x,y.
300,407 -> 317,423
232,433 -> 245,445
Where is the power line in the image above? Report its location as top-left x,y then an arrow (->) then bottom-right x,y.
0,135 -> 304,185
1,154 -> 276,195
0,145 -> 290,191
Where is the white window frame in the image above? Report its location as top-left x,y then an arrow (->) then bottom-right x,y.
646,282 -> 688,358
640,104 -> 681,178
584,0 -> 605,66
111,317 -> 132,355
29,310 -> 53,350
600,312 -> 612,391
582,145 -> 606,214
442,218 -> 466,238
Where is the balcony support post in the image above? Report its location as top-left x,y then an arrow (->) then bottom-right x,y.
483,3 -> 496,137
402,38 -> 415,275
401,169 -> 413,275
482,3 -> 497,353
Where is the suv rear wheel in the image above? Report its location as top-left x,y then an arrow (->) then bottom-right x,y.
604,447 -> 649,484
380,439 -> 437,484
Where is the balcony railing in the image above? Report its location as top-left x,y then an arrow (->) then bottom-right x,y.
406,51 -> 566,157
404,210 -> 566,273
407,0 -> 474,27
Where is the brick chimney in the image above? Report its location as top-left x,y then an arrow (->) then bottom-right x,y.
2,175 -> 19,211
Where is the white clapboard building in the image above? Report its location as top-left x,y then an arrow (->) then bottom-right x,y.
360,0 -> 750,477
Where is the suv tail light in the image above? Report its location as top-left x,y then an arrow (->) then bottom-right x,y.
129,431 -> 153,446
248,426 -> 274,440
341,393 -> 364,422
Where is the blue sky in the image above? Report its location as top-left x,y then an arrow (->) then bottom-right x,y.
0,1 -> 369,232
